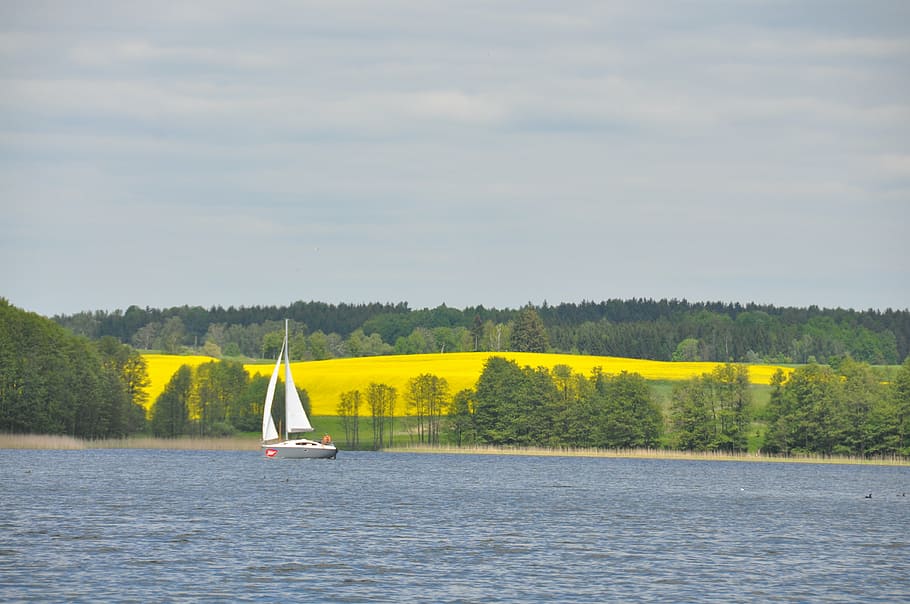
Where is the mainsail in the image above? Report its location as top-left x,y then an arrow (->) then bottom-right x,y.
283,325 -> 313,434
262,320 -> 313,443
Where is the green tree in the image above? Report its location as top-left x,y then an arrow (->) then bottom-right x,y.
151,365 -> 192,437
132,322 -> 159,350
0,299 -> 146,438
261,329 -> 285,360
231,374 -> 271,432
709,364 -> 752,452
838,358 -> 884,456
672,338 -> 700,361
472,356 -> 562,446
368,382 -> 397,449
95,336 -> 149,435
595,371 -> 663,448
669,364 -> 751,452
406,374 -> 449,444
517,366 -> 561,445
346,329 -> 392,357
449,389 -> 476,445
483,320 -> 509,352
670,377 -> 715,450
307,330 -> 331,360
884,357 -> 910,455
157,317 -> 186,353
511,306 -> 548,353
204,361 -> 249,435
337,390 -> 362,447
474,357 -> 531,444
765,363 -> 845,455
562,373 -> 599,447
394,327 -> 436,355
763,369 -> 792,454
471,315 -> 484,351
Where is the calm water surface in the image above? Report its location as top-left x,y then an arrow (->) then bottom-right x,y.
1,450 -> 908,602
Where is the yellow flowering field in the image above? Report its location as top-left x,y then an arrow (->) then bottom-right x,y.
140,351 -> 792,416
142,353 -> 220,411
242,352 -> 793,416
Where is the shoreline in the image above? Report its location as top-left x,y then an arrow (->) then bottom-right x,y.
2,433 -> 908,466
386,444 -> 910,466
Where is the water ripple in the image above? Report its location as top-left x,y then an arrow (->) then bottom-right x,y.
1,450 -> 908,602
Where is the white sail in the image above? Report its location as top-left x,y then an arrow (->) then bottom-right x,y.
261,319 -> 334,458
261,340 -> 282,442
284,321 -> 313,434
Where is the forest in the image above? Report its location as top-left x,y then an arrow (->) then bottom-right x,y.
0,300 -> 147,439
54,298 -> 909,365
4,298 -> 910,457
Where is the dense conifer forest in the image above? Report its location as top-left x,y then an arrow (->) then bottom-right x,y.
54,298 -> 909,364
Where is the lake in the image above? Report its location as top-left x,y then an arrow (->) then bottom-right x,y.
1,449 -> 908,602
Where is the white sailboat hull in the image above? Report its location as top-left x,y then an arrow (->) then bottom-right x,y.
262,439 -> 337,459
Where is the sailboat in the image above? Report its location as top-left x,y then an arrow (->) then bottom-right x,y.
261,320 -> 337,459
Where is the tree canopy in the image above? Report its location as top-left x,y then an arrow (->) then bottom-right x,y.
54,298 -> 909,365
5,297 -> 909,457
1,299 -> 146,438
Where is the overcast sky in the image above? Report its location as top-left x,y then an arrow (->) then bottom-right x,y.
2,1 -> 908,317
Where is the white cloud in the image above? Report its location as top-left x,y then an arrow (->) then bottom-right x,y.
1,1 -> 908,315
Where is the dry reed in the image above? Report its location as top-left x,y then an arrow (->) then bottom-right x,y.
0,433 -> 258,451
389,444 -> 910,466
5,434 -> 906,466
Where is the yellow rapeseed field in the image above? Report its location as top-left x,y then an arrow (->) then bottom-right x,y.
140,352 -> 793,417
142,353 -> 221,410
142,352 -> 792,415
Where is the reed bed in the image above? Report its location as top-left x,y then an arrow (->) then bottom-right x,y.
0,433 -> 258,451
389,444 -> 910,466
0,433 -> 89,450
5,434 -> 906,466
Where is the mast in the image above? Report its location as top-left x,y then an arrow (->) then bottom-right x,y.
283,318 -> 314,438
284,319 -> 290,442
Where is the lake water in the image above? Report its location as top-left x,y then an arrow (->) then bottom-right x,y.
1,450 -> 909,602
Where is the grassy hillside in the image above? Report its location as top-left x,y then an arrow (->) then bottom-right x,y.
142,351 -> 792,416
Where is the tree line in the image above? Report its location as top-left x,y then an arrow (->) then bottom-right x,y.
1,300 -> 147,438
148,360 -> 311,438
54,299 -> 909,365
763,358 -> 910,456
5,298 -> 910,457
322,354 -> 910,457
458,356 -> 910,456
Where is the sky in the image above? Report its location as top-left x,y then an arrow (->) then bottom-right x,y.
2,1 -> 909,317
